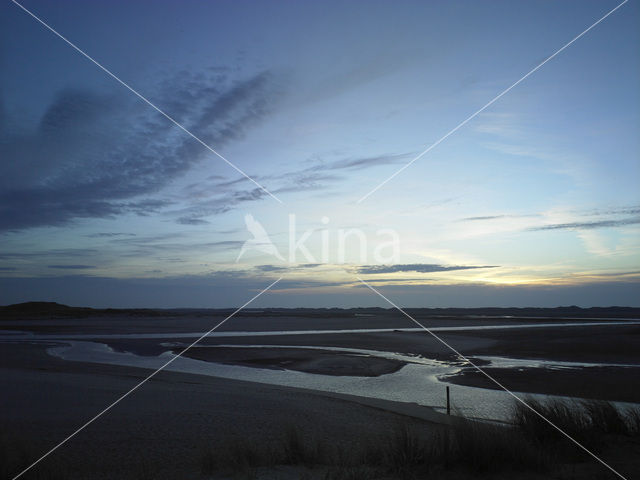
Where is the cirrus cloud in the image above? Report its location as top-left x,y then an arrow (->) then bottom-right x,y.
0,69 -> 282,232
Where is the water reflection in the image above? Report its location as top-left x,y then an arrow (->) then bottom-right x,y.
44,340 -> 637,422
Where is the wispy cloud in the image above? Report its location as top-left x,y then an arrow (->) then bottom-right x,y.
454,206 -> 640,241
474,112 -> 521,136
528,217 -> 640,231
460,214 -> 539,222
47,265 -> 95,270
102,233 -> 244,258
357,264 -> 499,274
579,206 -> 640,217
170,186 -> 270,225
267,152 -> 414,191
85,232 -> 137,238
171,152 -> 413,224
0,248 -> 98,260
254,264 -> 322,273
0,69 -> 282,232
176,217 -> 212,226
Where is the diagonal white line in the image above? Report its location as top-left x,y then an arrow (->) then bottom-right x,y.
10,0 -> 283,205
11,277 -> 283,480
356,277 -> 628,480
357,0 -> 629,203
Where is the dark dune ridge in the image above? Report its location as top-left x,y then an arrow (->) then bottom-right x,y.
2,301 -> 639,320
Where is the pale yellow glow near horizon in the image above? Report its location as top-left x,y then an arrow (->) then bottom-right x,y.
262,262 -> 640,290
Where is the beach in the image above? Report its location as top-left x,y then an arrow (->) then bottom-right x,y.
2,308 -> 640,479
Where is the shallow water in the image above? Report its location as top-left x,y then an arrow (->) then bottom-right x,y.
45,340 -> 513,420
2,321 -> 638,422
41,340 -> 638,422
472,355 -> 640,370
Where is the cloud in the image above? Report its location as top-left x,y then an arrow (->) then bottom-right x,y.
357,264 -> 499,274
461,215 -> 509,222
47,265 -> 95,270
460,214 -> 537,222
474,112 -> 521,137
85,232 -> 137,238
580,206 -> 640,217
0,69 -> 281,231
254,264 -> 322,273
171,151 -> 412,224
176,217 -> 211,226
528,217 -> 640,231
175,188 -> 269,223
193,152 -> 412,195
255,264 -> 288,272
354,277 -> 438,284
456,206 -> 640,240
0,248 -> 98,260
99,233 -> 244,258
289,152 -> 413,181
331,153 -> 412,171
572,270 -> 640,278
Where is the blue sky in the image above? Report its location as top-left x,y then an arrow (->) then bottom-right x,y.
1,0 -> 638,307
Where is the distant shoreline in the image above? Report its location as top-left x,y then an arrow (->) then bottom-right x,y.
2,301 -> 640,319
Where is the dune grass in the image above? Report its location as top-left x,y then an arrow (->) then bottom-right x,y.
4,399 -> 638,479
201,418 -> 551,477
511,397 -> 640,457
626,407 -> 640,435
201,399 -> 640,478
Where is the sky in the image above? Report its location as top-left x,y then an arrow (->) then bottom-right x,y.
0,0 -> 639,308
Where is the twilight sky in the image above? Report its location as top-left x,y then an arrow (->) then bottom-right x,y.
1,0 -> 638,308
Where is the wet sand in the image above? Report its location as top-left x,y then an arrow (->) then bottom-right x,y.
0,342 -> 436,480
442,323 -> 640,364
84,320 -> 640,403
444,366 -> 640,403
176,346 -> 406,377
438,324 -> 640,402
2,310 -> 633,335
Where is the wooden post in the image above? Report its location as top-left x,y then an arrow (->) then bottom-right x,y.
446,386 -> 450,415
